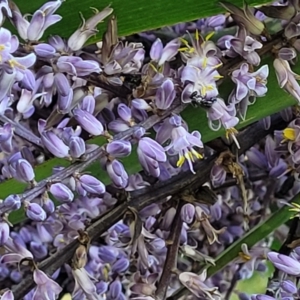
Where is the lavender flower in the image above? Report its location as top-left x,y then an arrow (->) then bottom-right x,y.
164,115 -> 203,173
137,135 -> 166,178
10,0 -> 63,41
150,38 -> 180,67
179,269 -> 221,299
220,1 -> 265,36
73,108 -> 104,136
32,269 -> 62,299
67,6 -> 113,51
267,251 -> 300,275
273,58 -> 300,103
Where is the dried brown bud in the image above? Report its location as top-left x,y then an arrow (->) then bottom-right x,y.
220,1 -> 265,36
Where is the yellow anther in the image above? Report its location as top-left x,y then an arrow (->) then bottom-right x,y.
177,155 -> 185,167
202,57 -> 207,68
180,38 -> 190,47
8,59 -> 25,69
239,252 -> 251,261
283,128 -> 296,141
214,75 -> 224,80
205,31 -> 215,41
191,148 -> 203,159
195,29 -> 200,41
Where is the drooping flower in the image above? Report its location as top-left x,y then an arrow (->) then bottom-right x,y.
32,269 -> 62,300
179,269 -> 222,299
164,115 -> 203,173
273,58 -> 300,103
220,1 -> 265,36
206,97 -> 240,148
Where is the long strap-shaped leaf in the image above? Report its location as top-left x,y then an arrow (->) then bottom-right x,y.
169,194 -> 300,299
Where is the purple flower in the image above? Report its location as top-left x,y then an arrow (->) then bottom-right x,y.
179,270 -> 221,299
181,64 -> 221,102
223,27 -> 263,66
181,204 -> 195,224
25,202 -> 47,222
72,268 -> 98,299
67,6 -> 113,51
164,115 -> 203,173
112,257 -> 129,274
57,56 -> 101,76
41,130 -> 70,158
49,182 -> 74,203
76,174 -> 105,196
106,140 -> 132,158
273,58 -> 300,103
0,221 -> 9,245
3,194 -> 21,211
150,38 -> 180,66
155,79 -> 176,110
1,290 -> 14,300
268,251 -> 300,275
0,27 -> 18,62
34,43 -> 57,58
10,0 -> 63,41
73,108 -> 104,136
180,31 -> 222,66
107,160 -> 128,188
0,123 -> 13,153
33,269 -> 62,299
231,63 -> 268,102
137,137 -> 167,177
15,159 -> 35,183
220,1 -> 265,36
69,136 -> 86,158
206,98 -> 240,147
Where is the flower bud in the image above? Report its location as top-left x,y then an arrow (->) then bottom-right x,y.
111,258 -> 129,274
1,290 -> 14,300
41,131 -> 70,158
73,108 -> 104,136
181,204 -> 195,224
69,136 -> 86,158
80,95 -> 95,114
3,195 -> 21,211
49,182 -> 74,203
107,160 -> 128,188
26,203 -> 47,222
34,43 -> 57,58
0,221 -> 9,245
106,140 -> 132,158
77,174 -> 105,195
155,79 -> 176,110
220,1 -> 265,36
15,159 -> 35,182
118,103 -> 132,123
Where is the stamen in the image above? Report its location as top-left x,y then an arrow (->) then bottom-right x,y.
205,31 -> 215,41
283,128 -> 296,141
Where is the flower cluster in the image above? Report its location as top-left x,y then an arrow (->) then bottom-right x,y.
0,0 -> 299,299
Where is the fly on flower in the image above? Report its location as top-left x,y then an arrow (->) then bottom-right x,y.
189,91 -> 217,108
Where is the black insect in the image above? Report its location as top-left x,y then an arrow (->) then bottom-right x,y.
189,91 -> 217,108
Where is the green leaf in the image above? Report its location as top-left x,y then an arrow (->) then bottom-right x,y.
207,194 -> 300,278
13,0 -> 272,39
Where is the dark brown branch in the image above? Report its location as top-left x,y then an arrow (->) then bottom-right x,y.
155,201 -> 183,300
0,115 -> 42,147
11,112 -> 289,299
0,100 -> 186,215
